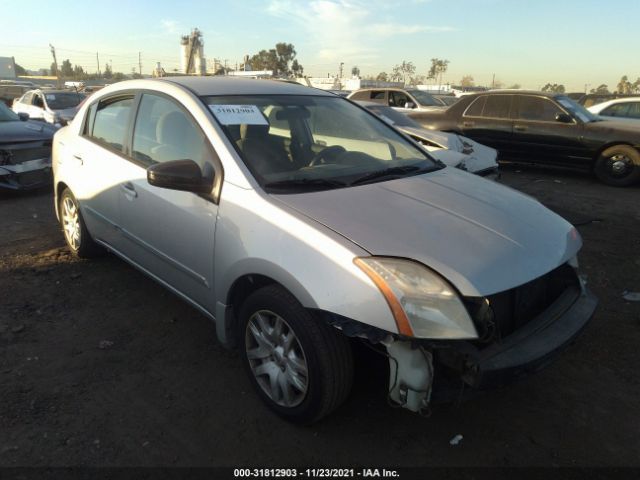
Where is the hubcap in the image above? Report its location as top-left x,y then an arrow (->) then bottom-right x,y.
608,154 -> 632,177
245,310 -> 309,407
61,196 -> 81,250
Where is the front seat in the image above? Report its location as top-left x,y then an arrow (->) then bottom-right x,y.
236,124 -> 292,175
152,110 -> 197,162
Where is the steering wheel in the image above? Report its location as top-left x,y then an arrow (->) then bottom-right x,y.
308,145 -> 346,167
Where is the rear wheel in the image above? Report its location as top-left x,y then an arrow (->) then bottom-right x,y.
239,285 -> 353,424
59,188 -> 103,258
594,145 -> 640,187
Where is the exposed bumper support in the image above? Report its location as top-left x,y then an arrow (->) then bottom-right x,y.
436,282 -> 597,391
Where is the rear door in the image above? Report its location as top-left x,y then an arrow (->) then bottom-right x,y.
116,92 -> 222,310
459,94 -> 516,157
512,95 -> 587,166
68,94 -> 137,248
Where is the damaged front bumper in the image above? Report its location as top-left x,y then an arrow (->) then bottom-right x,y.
0,157 -> 52,190
384,275 -> 597,413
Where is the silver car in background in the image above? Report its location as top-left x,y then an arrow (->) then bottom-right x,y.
53,77 -> 596,423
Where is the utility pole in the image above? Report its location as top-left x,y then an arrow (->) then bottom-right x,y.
339,62 -> 344,79
49,44 -> 60,88
96,52 -> 100,77
491,73 -> 495,89
138,52 -> 142,76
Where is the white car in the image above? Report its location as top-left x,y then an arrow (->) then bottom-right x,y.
587,97 -> 640,123
12,89 -> 85,127
358,101 -> 499,178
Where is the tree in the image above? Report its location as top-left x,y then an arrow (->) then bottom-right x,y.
507,83 -> 522,89
460,75 -> 474,87
590,84 -> 610,94
633,78 -> 640,94
249,43 -> 302,77
541,83 -> 565,93
376,72 -> 388,82
275,42 -> 300,77
291,59 -> 303,76
73,65 -> 84,79
112,72 -> 126,81
103,63 -> 113,79
616,75 -> 632,94
391,61 -> 416,85
427,58 -> 449,85
351,66 -> 360,77
60,59 -> 73,78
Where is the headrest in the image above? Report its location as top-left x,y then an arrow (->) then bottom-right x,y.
240,123 -> 270,140
156,110 -> 189,144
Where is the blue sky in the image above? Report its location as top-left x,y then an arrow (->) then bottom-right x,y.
2,0 -> 639,90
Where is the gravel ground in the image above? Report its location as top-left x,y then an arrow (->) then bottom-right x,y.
0,167 -> 639,468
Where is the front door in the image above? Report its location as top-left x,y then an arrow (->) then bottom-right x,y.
117,92 -> 221,310
511,95 -> 587,166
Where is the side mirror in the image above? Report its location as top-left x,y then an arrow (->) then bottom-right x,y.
147,159 -> 213,194
18,112 -> 29,121
404,101 -> 416,109
555,112 -> 573,123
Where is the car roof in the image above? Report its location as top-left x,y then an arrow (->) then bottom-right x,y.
482,90 -> 560,97
157,76 -> 334,97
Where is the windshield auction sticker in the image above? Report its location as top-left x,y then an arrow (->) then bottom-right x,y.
209,105 -> 268,125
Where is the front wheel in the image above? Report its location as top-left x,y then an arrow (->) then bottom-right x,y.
59,188 -> 103,258
239,285 -> 353,424
594,145 -> 640,187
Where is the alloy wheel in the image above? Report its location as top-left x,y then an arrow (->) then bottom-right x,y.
245,310 -> 309,407
62,196 -> 81,251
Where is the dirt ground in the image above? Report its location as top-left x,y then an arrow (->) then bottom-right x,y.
0,167 -> 639,468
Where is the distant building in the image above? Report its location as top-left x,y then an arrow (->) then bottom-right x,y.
344,78 -> 403,91
0,57 -> 17,79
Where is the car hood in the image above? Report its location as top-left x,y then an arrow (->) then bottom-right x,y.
273,168 -> 580,297
585,119 -> 640,139
399,126 -> 498,174
0,120 -> 55,143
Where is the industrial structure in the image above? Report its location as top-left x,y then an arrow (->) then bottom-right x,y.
180,28 -> 206,75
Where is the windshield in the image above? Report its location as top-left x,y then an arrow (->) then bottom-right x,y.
44,92 -> 85,110
203,95 -> 439,192
363,104 -> 422,128
555,96 -> 599,123
407,90 -> 442,107
0,102 -> 19,122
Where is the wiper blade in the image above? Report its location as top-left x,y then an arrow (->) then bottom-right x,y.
350,165 -> 433,186
264,178 -> 347,191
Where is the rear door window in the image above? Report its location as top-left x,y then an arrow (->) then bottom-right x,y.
601,103 -> 631,117
89,96 -> 135,152
481,95 -> 512,119
464,96 -> 486,117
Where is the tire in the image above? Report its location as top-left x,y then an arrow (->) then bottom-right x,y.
238,285 -> 354,424
59,188 -> 103,258
594,145 -> 640,187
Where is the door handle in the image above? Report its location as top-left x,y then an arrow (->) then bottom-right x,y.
72,154 -> 83,165
514,125 -> 528,132
463,121 -> 474,127
121,182 -> 138,198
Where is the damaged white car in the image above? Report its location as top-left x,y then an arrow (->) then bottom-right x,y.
53,78 -> 597,423
358,101 -> 499,179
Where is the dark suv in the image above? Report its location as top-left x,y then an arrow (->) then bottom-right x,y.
409,91 -> 640,186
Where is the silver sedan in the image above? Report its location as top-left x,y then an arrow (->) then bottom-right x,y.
53,77 -> 596,423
